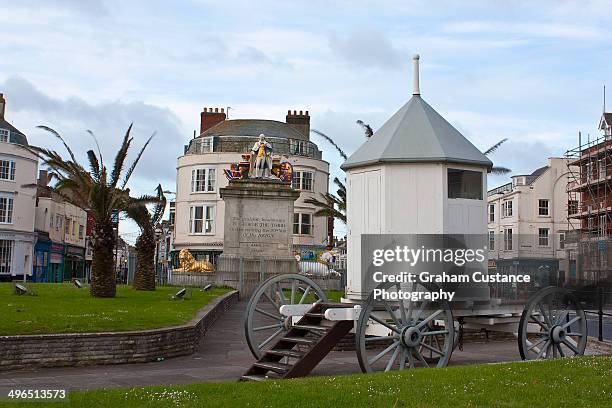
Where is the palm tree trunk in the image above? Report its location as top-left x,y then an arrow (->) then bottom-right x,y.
90,221 -> 117,297
132,229 -> 156,291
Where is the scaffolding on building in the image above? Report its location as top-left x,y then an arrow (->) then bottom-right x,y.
565,131 -> 612,284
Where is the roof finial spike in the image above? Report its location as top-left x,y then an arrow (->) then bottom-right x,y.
412,54 -> 420,96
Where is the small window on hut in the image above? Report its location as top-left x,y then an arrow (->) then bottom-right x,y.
447,169 -> 483,200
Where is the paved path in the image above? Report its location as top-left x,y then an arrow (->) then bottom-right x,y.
0,302 -> 602,392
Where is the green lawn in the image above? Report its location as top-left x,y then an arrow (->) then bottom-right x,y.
2,356 -> 610,407
0,283 -> 230,335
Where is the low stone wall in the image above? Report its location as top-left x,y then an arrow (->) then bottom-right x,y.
0,290 -> 239,371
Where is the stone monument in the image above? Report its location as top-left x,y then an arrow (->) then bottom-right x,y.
216,134 -> 300,296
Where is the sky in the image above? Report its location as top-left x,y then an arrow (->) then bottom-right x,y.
1,0 -> 611,240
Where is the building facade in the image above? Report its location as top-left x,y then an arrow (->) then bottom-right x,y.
33,170 -> 87,282
0,93 -> 38,282
172,108 -> 330,266
487,157 -> 578,286
566,112 -> 612,283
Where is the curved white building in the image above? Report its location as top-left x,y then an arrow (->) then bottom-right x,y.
0,94 -> 38,281
172,108 -> 330,266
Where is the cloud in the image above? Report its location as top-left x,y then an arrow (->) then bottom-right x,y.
1,76 -> 186,194
328,30 -> 404,69
443,21 -> 605,40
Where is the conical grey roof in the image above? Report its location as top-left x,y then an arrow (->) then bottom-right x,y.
341,95 -> 492,171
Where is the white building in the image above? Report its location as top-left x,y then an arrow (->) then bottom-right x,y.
342,56 -> 492,300
173,108 -> 330,266
487,157 -> 578,284
0,93 -> 38,281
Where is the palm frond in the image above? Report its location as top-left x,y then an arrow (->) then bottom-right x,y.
491,166 -> 512,175
110,123 -> 133,188
356,120 -> 374,138
36,126 -> 79,165
484,138 -> 508,156
121,132 -> 155,189
86,129 -> 104,172
310,129 -> 348,161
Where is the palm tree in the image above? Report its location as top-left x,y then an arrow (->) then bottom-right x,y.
28,125 -> 155,297
125,185 -> 166,291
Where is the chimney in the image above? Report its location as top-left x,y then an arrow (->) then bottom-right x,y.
200,107 -> 226,135
286,109 -> 310,140
412,54 -> 420,96
0,93 -> 5,119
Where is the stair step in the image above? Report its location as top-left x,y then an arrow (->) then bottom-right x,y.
293,324 -> 329,332
253,361 -> 293,374
281,336 -> 315,344
241,375 -> 268,382
305,312 -> 325,318
266,349 -> 304,358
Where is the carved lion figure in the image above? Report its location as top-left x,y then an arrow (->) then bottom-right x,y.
174,249 -> 215,273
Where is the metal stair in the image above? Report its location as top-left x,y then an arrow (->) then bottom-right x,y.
240,302 -> 354,380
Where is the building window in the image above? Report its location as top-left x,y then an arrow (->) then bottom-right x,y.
290,139 -> 308,156
599,160 -> 607,179
504,228 -> 513,250
79,225 -> 84,239
0,197 -> 13,223
0,239 -> 13,274
568,200 -> 578,215
502,200 -> 513,217
50,213 -> 54,229
200,137 -> 214,153
585,162 -> 593,182
538,228 -> 549,246
189,204 -> 215,234
0,160 -> 15,181
600,215 -> 607,237
488,230 -> 495,250
292,171 -> 314,191
293,213 -> 312,235
56,215 -> 61,231
447,169 -> 483,200
538,199 -> 549,216
0,129 -> 8,143
191,168 -> 216,192
65,217 -> 70,234
559,233 -> 565,249
489,204 -> 495,222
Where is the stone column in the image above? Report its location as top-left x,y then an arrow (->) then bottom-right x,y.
216,179 -> 300,296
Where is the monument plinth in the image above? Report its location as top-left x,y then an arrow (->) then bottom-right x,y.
216,178 -> 300,295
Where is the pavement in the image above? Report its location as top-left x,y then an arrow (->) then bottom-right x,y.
0,301 -> 606,392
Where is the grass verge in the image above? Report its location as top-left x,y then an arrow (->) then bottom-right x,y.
0,283 -> 230,335
2,356 -> 610,407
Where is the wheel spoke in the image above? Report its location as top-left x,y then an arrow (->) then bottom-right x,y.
416,309 -> 443,329
414,348 -> 430,368
370,314 -> 401,334
383,300 -> 401,327
258,328 -> 283,349
406,282 -> 415,322
538,304 -> 552,328
253,323 -> 283,332
554,309 -> 569,326
298,286 -> 311,304
419,341 -> 444,356
399,347 -> 406,370
421,330 -> 449,336
527,337 -> 547,351
255,307 -> 281,320
368,341 -> 399,366
385,344 -> 401,372
536,340 -> 550,359
562,316 -> 581,329
407,349 -> 415,368
556,344 -> 565,357
529,313 -> 548,330
290,280 -> 296,304
365,335 -> 399,342
263,291 -> 280,309
276,283 -> 287,305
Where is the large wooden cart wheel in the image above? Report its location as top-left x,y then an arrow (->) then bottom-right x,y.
355,280 -> 455,373
244,274 -> 327,359
518,286 -> 587,360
